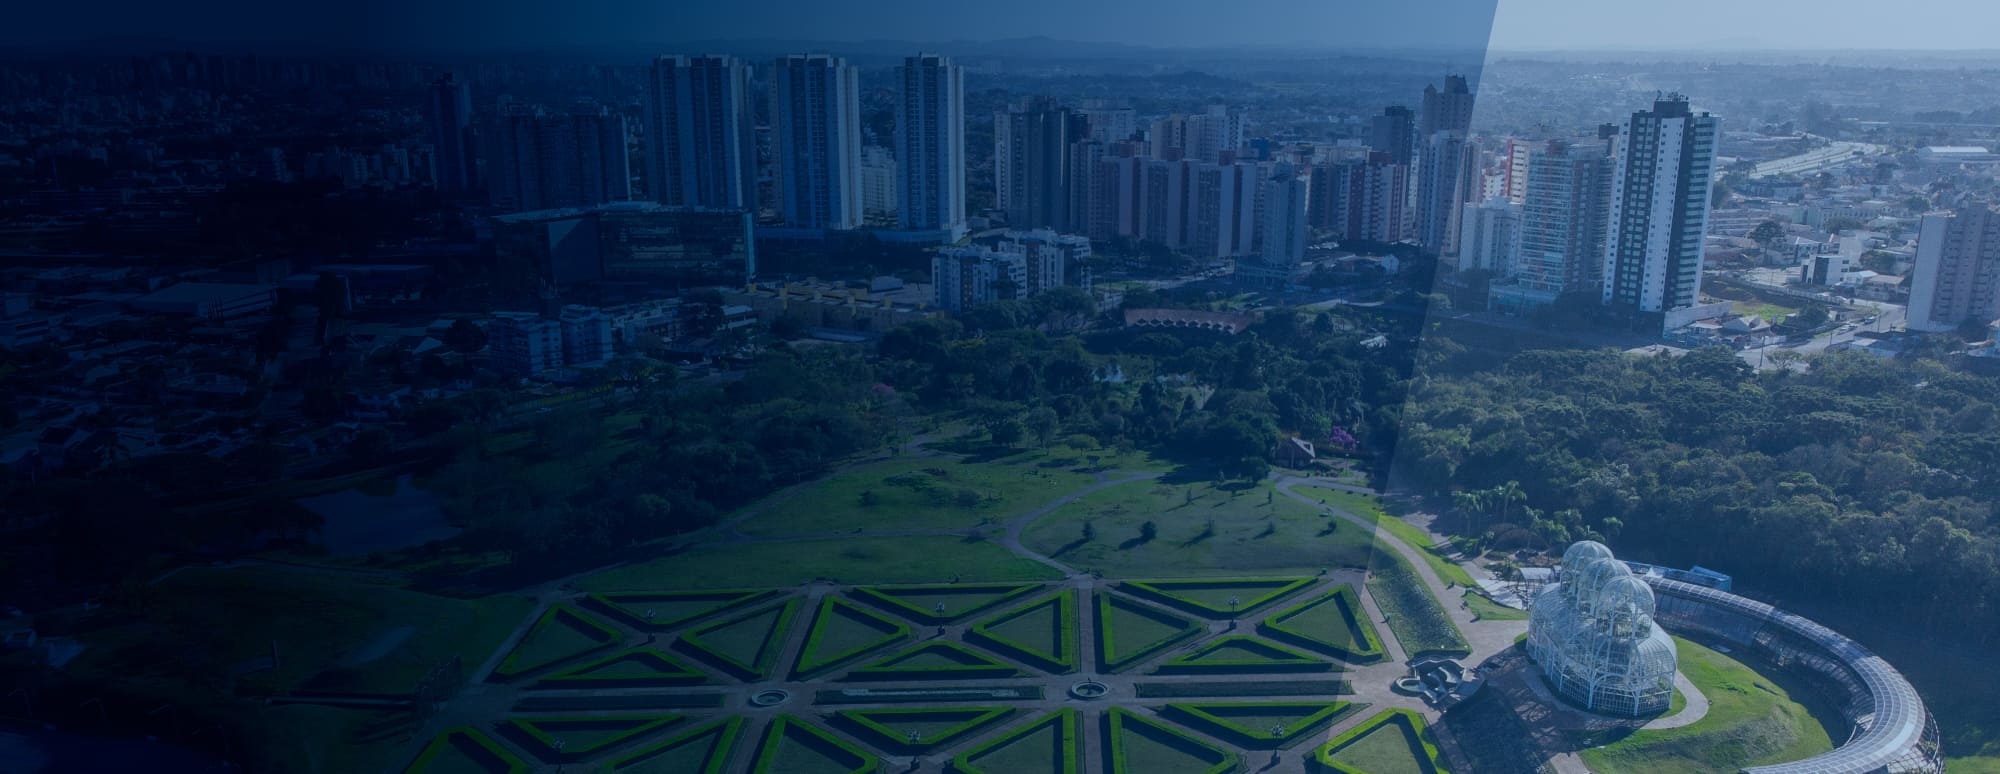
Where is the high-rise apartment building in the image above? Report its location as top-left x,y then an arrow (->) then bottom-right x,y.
859,146 -> 898,219
1369,106 -> 1416,166
1415,131 -> 1477,256
1309,153 -> 1407,244
1259,172 -> 1310,267
896,53 -> 965,233
1909,206 -> 2000,332
1420,75 -> 1476,136
1601,95 -> 1720,317
485,104 -> 631,213
645,55 -> 757,209
995,100 -> 1083,230
1512,139 -> 1613,300
427,72 -> 476,194
773,54 -> 863,230
1457,200 -> 1521,275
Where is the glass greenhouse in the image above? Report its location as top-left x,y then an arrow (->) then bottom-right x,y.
1527,541 -> 1679,716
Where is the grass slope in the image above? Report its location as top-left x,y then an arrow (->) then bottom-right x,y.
1020,479 -> 1382,578
580,535 -> 1061,592
1578,638 -> 1836,774
737,455 -> 1096,537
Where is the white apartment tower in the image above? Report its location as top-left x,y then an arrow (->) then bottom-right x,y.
1909,206 -> 2000,332
1602,95 -> 1720,316
896,53 -> 965,233
645,55 -> 756,209
774,54 -> 863,230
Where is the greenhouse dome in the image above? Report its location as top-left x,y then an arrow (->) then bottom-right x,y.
1527,541 -> 1679,716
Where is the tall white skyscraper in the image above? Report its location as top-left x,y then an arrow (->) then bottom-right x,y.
1457,199 -> 1521,275
1513,139 -> 1612,299
774,54 -> 863,230
1909,206 -> 2000,332
896,53 -> 964,233
645,55 -> 756,210
1601,95 -> 1721,316
1259,172 -> 1310,267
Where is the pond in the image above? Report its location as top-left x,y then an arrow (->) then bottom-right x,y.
296,473 -> 459,556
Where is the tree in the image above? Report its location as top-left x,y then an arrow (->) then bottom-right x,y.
1820,216 -> 1866,234
1025,407 -> 1060,449
1957,316 -> 1995,342
443,319 -> 487,354
1750,219 -> 1787,253
1139,520 -> 1158,543
987,416 -> 1025,447
1790,303 -> 1832,329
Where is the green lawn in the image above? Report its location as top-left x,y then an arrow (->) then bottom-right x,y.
736,454 -> 1096,537
1265,588 -> 1382,659
1332,722 -> 1430,774
1022,479 -> 1382,578
579,535 -> 1063,591
962,715 -> 1069,773
1463,592 -> 1528,622
71,566 -> 531,695
1296,486 -> 1477,587
1579,638 -> 1837,774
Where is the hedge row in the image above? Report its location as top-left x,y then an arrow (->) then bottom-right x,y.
817,685 -> 1044,704
751,714 -> 879,774
951,708 -> 1081,774
966,591 -> 1078,674
673,598 -> 801,681
835,706 -> 1015,754
535,647 -> 706,688
403,726 -> 529,774
1312,708 -> 1451,774
585,589 -> 777,631
513,693 -> 724,712
503,714 -> 682,761
844,641 -> 1019,681
1160,701 -> 1362,750
1119,577 -> 1317,619
1132,679 -> 1351,699
1095,592 -> 1203,672
1258,587 -> 1386,664
1154,635 -> 1336,675
792,596 -> 912,679
851,582 -> 1047,624
492,605 -> 622,679
606,716 -> 744,773
1103,707 -> 1238,774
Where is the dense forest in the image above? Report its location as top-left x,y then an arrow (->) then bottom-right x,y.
1395,346 -> 2000,644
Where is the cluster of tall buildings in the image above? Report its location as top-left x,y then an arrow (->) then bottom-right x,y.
1456,95 -> 1722,325
931,229 -> 1092,312
643,52 -> 966,238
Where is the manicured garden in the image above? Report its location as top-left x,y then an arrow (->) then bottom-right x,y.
1095,592 -> 1204,672
1313,709 -> 1450,774
966,590 -> 1079,673
607,717 -> 744,773
1259,586 -> 1386,663
852,582 -> 1047,623
536,647 -> 706,688
587,589 -> 776,631
835,706 -> 1015,753
1103,706 -> 1238,774
1162,701 -> 1364,749
490,604 -> 622,679
1577,638 -> 1836,774
792,596 -> 913,678
579,535 -> 1063,592
675,599 -> 801,680
503,714 -> 683,761
1119,577 -> 1317,618
749,714 -> 879,774
403,727 -> 529,774
1156,635 -> 1336,674
952,708 -> 1082,774
846,641 -> 1019,680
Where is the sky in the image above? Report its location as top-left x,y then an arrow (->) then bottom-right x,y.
12,0 -> 2000,52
